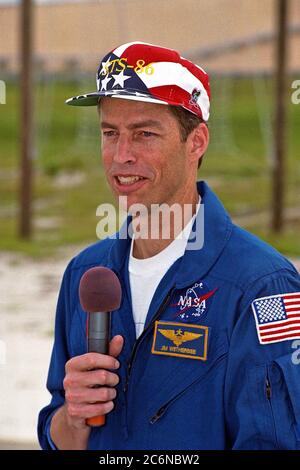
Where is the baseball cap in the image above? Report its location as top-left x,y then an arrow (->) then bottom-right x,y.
66,41 -> 211,121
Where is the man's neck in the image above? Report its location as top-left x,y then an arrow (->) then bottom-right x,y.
132,190 -> 200,259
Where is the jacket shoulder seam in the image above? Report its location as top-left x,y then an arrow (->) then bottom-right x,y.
209,266 -> 297,294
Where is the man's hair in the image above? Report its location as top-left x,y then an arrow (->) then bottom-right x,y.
168,106 -> 206,169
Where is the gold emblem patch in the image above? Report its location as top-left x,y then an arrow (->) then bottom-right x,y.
151,321 -> 208,360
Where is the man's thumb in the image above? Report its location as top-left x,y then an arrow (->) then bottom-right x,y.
109,335 -> 124,358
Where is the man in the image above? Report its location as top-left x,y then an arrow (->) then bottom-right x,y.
38,41 -> 300,450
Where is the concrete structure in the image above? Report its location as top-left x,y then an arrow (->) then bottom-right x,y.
0,0 -> 300,75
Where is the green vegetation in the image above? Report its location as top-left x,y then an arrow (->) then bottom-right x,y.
0,77 -> 299,257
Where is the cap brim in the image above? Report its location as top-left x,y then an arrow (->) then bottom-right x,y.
65,90 -> 169,107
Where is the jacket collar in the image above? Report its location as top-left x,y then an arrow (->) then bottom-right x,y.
174,181 -> 233,288
106,181 -> 233,287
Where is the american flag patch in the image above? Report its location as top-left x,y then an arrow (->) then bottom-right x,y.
251,292 -> 300,344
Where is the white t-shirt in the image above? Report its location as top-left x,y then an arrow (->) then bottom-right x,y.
128,200 -> 200,338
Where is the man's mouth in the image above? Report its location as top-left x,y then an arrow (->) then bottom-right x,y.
116,175 -> 146,185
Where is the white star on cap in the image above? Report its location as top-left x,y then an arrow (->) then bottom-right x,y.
112,71 -> 131,88
101,75 -> 113,91
99,56 -> 112,76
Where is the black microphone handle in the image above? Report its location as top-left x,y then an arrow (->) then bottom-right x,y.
87,311 -> 110,354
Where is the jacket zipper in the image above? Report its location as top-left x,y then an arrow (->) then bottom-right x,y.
150,406 -> 167,424
123,286 -> 175,393
149,352 -> 228,424
266,376 -> 272,400
265,366 -> 279,449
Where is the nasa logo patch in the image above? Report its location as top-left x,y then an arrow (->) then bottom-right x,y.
171,282 -> 217,322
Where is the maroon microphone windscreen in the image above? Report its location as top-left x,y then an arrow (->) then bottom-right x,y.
79,267 -> 122,313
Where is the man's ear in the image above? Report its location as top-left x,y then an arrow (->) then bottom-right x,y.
187,123 -> 209,163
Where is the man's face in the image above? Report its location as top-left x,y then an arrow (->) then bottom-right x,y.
100,97 -> 198,210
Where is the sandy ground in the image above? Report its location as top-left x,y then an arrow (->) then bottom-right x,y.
0,246 -> 83,449
0,247 -> 299,450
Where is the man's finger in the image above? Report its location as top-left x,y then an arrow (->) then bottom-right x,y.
108,335 -> 124,359
65,352 -> 119,374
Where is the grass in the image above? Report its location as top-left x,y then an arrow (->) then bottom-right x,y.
0,76 -> 299,258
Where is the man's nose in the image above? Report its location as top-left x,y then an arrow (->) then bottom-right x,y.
113,134 -> 136,164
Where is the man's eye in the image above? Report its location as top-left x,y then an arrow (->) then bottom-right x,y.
103,130 -> 117,137
140,131 -> 156,137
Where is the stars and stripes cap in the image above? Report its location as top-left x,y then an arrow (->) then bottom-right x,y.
65,41 -> 211,121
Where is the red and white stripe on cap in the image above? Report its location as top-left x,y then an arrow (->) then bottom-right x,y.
111,41 -> 210,121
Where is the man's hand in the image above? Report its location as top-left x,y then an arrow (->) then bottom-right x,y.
50,335 -> 124,449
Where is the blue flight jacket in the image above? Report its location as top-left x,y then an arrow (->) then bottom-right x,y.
38,181 -> 300,450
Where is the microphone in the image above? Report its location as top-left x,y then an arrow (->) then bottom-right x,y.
79,266 -> 122,427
